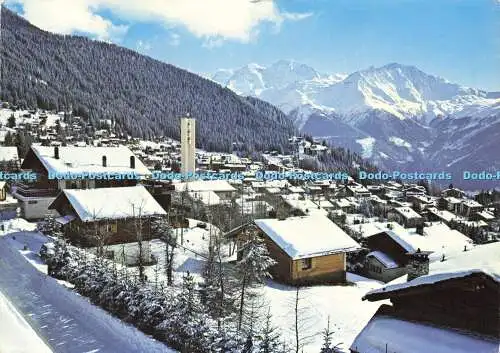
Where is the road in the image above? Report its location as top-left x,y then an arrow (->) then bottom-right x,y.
0,232 -> 175,353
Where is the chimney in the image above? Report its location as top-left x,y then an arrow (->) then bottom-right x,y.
102,155 -> 107,167
406,249 -> 430,281
130,156 -> 135,169
54,146 -> 59,159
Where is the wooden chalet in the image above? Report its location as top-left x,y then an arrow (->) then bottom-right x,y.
228,215 -> 361,285
351,242 -> 500,353
48,185 -> 167,246
387,206 -> 424,228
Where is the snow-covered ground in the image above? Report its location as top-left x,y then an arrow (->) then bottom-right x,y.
0,220 -> 176,353
120,218 -> 385,352
0,290 -> 53,353
143,219 -> 384,352
260,273 -> 385,352
0,217 -> 386,352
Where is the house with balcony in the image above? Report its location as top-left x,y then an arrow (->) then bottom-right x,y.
12,145 -> 151,219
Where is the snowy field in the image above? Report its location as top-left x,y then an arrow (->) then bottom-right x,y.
140,219 -> 385,352
260,274 -> 385,352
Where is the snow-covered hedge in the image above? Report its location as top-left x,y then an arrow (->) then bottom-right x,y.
44,239 -> 248,352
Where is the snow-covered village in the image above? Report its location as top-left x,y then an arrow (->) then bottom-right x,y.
0,101 -> 498,353
0,2 -> 499,353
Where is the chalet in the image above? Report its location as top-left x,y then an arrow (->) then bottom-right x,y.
174,180 -> 236,206
409,194 -> 435,211
426,207 -> 459,225
230,215 -> 361,285
460,199 -> 484,217
48,185 -> 167,246
334,198 -> 357,213
364,250 -> 407,283
0,146 -> 20,171
0,182 -> 19,220
346,183 -> 371,198
403,185 -> 427,198
281,194 -> 328,217
235,198 -> 273,218
441,196 -> 462,213
366,185 -> 384,196
441,187 -> 466,199
352,243 -> 500,353
360,222 -> 472,282
13,145 -> 149,219
387,207 -> 424,228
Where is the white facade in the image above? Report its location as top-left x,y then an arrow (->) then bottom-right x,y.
180,117 -> 196,177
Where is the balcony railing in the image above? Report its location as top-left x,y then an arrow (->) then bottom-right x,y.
12,184 -> 59,198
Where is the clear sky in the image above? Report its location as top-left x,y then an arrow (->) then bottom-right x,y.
4,0 -> 500,90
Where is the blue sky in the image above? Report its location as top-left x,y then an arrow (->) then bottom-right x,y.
5,0 -> 500,90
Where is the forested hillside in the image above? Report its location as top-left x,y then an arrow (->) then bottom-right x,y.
0,6 -> 295,152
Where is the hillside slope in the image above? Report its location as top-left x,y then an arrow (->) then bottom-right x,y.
0,7 -> 296,152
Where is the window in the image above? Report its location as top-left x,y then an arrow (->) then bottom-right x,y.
301,258 -> 312,270
105,223 -> 117,233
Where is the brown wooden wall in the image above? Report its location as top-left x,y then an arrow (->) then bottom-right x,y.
390,275 -> 500,338
292,253 -> 346,284
65,217 -> 155,247
262,232 -> 293,283
367,232 -> 409,266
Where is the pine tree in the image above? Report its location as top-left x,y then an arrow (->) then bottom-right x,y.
7,114 -> 15,128
320,316 -> 337,353
235,226 -> 276,331
258,308 -> 281,353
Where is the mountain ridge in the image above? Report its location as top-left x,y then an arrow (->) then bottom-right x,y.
212,60 -> 500,187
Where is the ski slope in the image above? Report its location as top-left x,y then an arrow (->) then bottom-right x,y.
0,232 -> 175,353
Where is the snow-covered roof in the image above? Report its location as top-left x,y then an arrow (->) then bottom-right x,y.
59,185 -> 167,221
254,215 -> 361,260
461,199 -> 483,208
383,222 -> 473,259
350,315 -> 499,353
0,147 -> 19,162
188,190 -> 223,206
367,251 -> 399,269
477,210 -> 495,220
427,207 -> 461,222
236,199 -> 273,214
335,198 -> 353,208
29,145 -> 151,176
288,186 -> 305,193
365,242 -> 500,298
392,207 -> 423,219
444,196 -> 462,204
282,194 -> 328,216
174,180 -> 236,193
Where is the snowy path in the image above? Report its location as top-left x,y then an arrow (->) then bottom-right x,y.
0,290 -> 53,353
0,234 -> 175,353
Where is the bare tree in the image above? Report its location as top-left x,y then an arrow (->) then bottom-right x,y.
81,209 -> 114,258
292,286 -> 317,353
